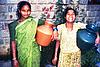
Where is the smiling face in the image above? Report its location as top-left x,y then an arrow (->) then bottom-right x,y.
19,4 -> 31,19
65,10 -> 76,23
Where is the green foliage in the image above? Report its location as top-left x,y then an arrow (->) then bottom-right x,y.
54,1 -> 66,25
38,14 -> 46,26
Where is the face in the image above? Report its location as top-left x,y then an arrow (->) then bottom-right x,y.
65,10 -> 76,23
19,5 -> 31,19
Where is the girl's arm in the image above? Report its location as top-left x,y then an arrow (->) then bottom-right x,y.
54,40 -> 60,58
52,26 -> 60,65
95,32 -> 100,45
52,40 -> 60,65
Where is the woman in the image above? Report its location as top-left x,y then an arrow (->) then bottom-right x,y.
8,1 -> 40,67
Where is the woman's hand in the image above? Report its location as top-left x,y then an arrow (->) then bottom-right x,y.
13,59 -> 19,67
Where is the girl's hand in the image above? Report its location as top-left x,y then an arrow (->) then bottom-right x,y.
52,56 -> 57,65
53,31 -> 58,40
51,34 -> 54,41
95,37 -> 100,45
95,32 -> 100,45
51,30 -> 58,41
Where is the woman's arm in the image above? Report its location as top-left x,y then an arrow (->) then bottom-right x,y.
11,41 -> 19,67
11,41 -> 17,60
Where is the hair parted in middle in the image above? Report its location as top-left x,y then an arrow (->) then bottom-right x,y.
16,1 -> 31,19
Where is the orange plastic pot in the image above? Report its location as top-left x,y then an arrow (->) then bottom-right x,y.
36,20 -> 54,46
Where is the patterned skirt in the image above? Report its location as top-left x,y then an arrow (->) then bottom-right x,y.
58,50 -> 81,67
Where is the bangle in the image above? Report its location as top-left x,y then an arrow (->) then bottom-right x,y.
12,58 -> 16,60
53,27 -> 58,31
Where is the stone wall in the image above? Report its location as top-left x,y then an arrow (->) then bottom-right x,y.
86,5 -> 100,23
0,0 -> 56,57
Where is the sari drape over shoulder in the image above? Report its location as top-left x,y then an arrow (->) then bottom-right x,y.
15,16 -> 40,67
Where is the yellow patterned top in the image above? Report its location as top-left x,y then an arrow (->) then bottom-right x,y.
57,22 -> 86,53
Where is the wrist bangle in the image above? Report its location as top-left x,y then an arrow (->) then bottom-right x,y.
12,58 -> 16,60
53,27 -> 58,31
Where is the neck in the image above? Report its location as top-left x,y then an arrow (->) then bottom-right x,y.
66,22 -> 74,31
18,18 -> 25,23
18,17 -> 29,23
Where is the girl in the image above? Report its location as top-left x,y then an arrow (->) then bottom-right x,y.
52,7 -> 100,67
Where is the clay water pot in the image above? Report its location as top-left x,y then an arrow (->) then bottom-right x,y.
36,20 -> 54,46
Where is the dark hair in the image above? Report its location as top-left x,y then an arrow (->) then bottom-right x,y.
16,1 -> 31,19
64,7 -> 77,17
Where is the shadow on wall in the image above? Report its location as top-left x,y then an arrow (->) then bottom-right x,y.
0,60 -> 12,67
0,44 -> 11,60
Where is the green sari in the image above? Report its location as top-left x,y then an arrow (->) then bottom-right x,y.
15,16 -> 40,67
